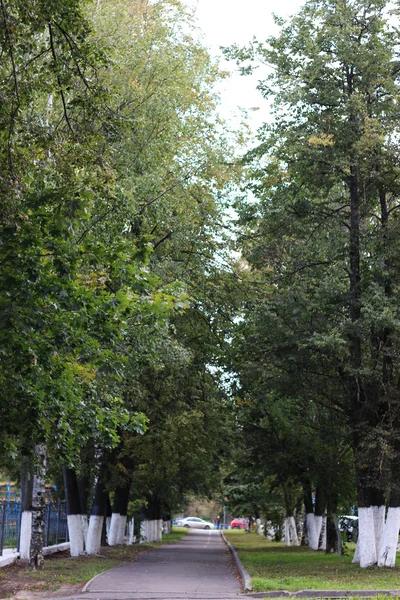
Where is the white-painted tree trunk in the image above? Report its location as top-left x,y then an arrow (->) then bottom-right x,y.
86,515 -> 104,555
106,516 -> 111,540
108,513 -> 127,546
163,520 -> 171,534
288,516 -> 299,546
81,514 -> 89,548
157,519 -> 163,541
256,518 -> 263,535
373,505 -> 385,558
352,539 -> 360,564
67,514 -> 86,557
358,507 -> 378,567
314,515 -> 323,549
19,511 -> 32,560
306,513 -> 319,550
140,520 -> 148,543
378,507 -> 400,567
127,518 -> 135,545
284,518 -> 291,546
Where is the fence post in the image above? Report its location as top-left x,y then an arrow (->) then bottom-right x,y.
0,503 -> 6,556
45,503 -> 51,547
55,502 -> 60,545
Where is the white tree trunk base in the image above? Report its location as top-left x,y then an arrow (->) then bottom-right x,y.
373,505 -> 385,558
318,515 -> 327,550
157,519 -> 163,541
140,520 -> 148,543
108,513 -> 127,545
352,539 -> 360,564
314,515 -> 323,548
67,514 -> 85,557
86,515 -> 104,555
288,516 -> 299,546
127,518 -> 135,545
256,518 -> 263,535
358,507 -> 378,567
378,507 -> 400,567
19,511 -> 32,560
81,514 -> 88,550
284,518 -> 291,546
307,513 -> 319,550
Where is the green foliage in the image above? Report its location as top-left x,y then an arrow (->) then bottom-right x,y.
0,0 -> 240,520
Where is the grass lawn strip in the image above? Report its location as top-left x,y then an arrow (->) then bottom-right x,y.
0,527 -> 188,600
224,530 -> 400,592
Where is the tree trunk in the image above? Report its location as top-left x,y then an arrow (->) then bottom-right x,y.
295,499 -> 302,541
29,445 -> 46,570
108,483 -> 131,545
325,514 -> 341,554
86,469 -> 108,555
20,458 -> 33,561
63,467 -> 86,556
378,441 -> 400,567
303,481 -> 318,549
353,481 -> 385,567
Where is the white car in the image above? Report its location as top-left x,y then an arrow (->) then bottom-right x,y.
176,517 -> 215,530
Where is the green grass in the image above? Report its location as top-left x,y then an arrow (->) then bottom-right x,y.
224,530 -> 400,592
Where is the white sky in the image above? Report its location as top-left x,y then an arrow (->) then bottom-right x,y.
187,0 -> 304,131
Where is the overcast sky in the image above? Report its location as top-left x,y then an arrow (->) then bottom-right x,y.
187,0 -> 304,130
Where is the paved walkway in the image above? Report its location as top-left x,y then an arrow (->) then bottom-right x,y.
57,529 -> 242,600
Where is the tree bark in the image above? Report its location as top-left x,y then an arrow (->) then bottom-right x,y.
108,483 -> 130,545
63,467 -> 86,556
29,444 -> 46,570
86,467 -> 108,555
20,458 -> 33,560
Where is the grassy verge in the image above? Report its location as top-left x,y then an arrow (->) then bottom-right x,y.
224,530 -> 400,592
0,527 -> 188,599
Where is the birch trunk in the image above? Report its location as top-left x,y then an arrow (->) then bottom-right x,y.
318,515 -> 327,550
29,445 -> 46,570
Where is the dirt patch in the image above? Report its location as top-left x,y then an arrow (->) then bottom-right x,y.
0,553 -> 80,599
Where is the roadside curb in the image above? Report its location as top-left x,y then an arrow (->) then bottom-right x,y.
220,530 -> 252,592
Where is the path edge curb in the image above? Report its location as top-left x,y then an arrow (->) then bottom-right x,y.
220,531 -> 252,592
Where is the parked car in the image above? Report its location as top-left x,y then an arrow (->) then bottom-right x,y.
176,517 -> 215,530
230,517 -> 248,529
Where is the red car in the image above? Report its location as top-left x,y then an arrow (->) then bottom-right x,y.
230,518 -> 248,529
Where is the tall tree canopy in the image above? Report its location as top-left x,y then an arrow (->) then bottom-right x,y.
227,0 -> 400,566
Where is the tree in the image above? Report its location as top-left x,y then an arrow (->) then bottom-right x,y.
227,0 -> 400,566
